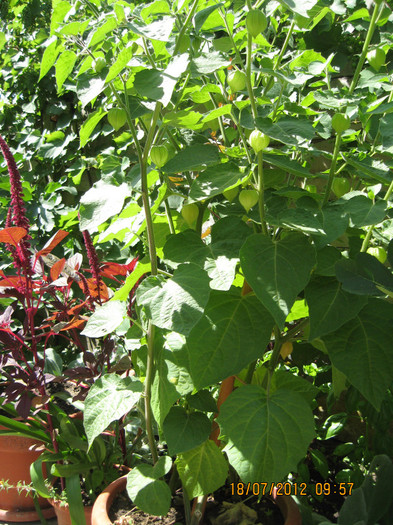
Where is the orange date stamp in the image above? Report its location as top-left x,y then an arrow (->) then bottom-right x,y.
230,482 -> 354,497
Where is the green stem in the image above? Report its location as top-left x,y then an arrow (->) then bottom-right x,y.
246,32 -> 258,121
322,131 -> 342,207
263,20 -> 295,96
257,151 -> 268,234
173,0 -> 199,55
348,1 -> 383,95
245,360 -> 258,384
158,171 -> 176,234
144,322 -> 158,464
361,177 -> 393,252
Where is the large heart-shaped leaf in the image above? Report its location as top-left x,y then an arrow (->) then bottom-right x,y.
136,263 -> 210,335
217,385 -> 315,483
167,291 -> 274,389
305,276 -> 368,339
84,374 -> 143,446
323,300 -> 393,410
240,233 -> 316,328
163,406 -> 211,455
176,440 -> 228,499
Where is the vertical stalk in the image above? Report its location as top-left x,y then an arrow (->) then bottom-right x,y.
263,20 -> 295,96
348,1 -> 383,95
144,322 -> 158,464
322,131 -> 342,206
257,151 -> 268,234
361,178 -> 393,252
245,32 -> 258,121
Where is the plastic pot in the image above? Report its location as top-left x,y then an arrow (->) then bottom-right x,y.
50,498 -> 93,525
0,433 -> 55,522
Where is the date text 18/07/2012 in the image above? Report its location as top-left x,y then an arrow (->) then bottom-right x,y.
230,482 -> 354,497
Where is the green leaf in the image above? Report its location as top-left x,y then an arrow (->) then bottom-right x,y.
168,291 -> 274,389
323,300 -> 393,410
335,253 -> 393,296
55,50 -> 77,92
79,180 -> 128,233
79,107 -> 107,148
265,153 -> 317,179
217,385 -> 315,483
134,55 -> 188,107
66,474 -> 86,525
39,37 -> 61,81
128,16 -> 175,42
343,156 -> 393,185
189,163 -> 246,201
162,144 -> 220,173
87,16 -> 118,48
279,0 -> 318,17
305,277 -> 368,339
136,263 -> 210,335
190,51 -> 230,76
240,233 -> 316,328
176,440 -> 228,498
127,458 -> 172,516
341,195 -> 387,227
151,343 -> 194,427
269,370 -> 319,405
0,415 -> 50,443
315,246 -> 342,276
30,458 -> 52,498
77,76 -> 107,108
105,46 -> 133,84
84,374 -> 143,446
163,406 -> 211,455
81,300 -> 127,338
164,217 -> 253,290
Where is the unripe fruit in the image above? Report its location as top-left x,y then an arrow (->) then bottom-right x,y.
367,48 -> 385,72
280,341 -> 293,359
181,203 -> 199,225
332,178 -> 351,198
246,9 -> 268,38
249,129 -> 270,153
227,70 -> 246,92
92,57 -> 106,73
150,145 -> 169,168
223,187 -> 239,202
331,113 -> 350,134
367,246 -> 387,264
239,189 -> 259,212
108,108 -> 127,131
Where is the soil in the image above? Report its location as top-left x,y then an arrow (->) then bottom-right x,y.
108,486 -> 284,525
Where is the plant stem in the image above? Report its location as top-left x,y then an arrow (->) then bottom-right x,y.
361,177 -> 393,252
263,20 -> 295,96
322,131 -> 342,207
257,151 -> 268,234
348,1 -> 383,95
246,32 -> 258,121
144,322 -> 158,464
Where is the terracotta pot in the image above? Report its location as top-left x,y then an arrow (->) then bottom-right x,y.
92,476 -> 302,525
270,487 -> 302,525
91,475 -> 127,525
50,498 -> 93,525
0,433 -> 55,522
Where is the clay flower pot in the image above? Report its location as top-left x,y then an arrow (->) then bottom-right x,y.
91,475 -> 127,525
50,498 -> 93,525
0,433 -> 55,522
92,476 -> 302,525
270,487 -> 302,525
